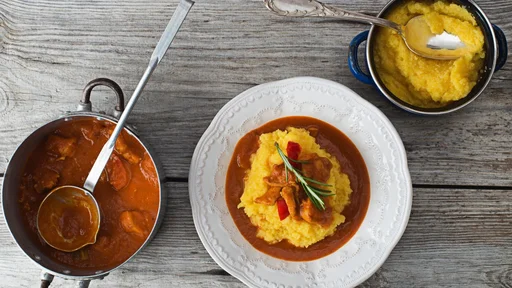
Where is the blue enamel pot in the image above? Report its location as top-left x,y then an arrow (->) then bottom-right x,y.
348,0 -> 508,115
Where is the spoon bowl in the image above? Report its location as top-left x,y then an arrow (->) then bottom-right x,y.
403,16 -> 467,60
37,186 -> 100,252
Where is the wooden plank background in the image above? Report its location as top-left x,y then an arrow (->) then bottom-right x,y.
0,0 -> 511,287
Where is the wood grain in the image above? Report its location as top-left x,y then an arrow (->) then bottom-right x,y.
1,179 -> 511,287
0,0 -> 511,185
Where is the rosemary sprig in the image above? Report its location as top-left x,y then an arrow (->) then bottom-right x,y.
287,158 -> 311,164
275,142 -> 334,210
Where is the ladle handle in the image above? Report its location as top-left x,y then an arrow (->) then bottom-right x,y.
264,0 -> 402,32
151,0 -> 194,64
83,0 -> 194,192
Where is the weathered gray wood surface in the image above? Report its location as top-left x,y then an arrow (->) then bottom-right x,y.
0,0 -> 511,287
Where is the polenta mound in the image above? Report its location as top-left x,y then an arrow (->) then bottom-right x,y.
237,127 -> 352,248
374,1 -> 485,108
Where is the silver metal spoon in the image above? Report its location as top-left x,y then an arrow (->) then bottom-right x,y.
264,0 -> 467,60
37,0 -> 195,252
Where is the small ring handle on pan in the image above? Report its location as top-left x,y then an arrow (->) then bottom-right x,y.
78,78 -> 125,118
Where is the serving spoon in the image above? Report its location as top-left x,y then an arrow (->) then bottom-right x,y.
264,0 -> 467,60
36,0 -> 195,253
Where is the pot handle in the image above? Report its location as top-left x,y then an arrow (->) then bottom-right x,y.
348,30 -> 374,85
78,78 -> 125,118
40,271 -> 54,288
77,280 -> 91,288
492,24 -> 508,72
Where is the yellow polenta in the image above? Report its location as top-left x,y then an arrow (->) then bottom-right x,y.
374,1 -> 485,108
237,128 -> 352,248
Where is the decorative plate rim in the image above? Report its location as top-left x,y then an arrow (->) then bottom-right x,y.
189,76 -> 413,288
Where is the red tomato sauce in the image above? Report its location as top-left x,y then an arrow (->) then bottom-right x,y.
18,118 -> 160,270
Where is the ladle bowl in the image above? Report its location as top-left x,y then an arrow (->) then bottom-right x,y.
37,186 -> 100,252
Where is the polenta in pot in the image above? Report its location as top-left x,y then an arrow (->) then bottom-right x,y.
226,117 -> 370,261
373,1 -> 485,108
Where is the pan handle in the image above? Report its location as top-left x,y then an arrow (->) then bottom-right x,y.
75,273 -> 109,287
40,271 -> 54,288
39,270 -> 107,287
77,280 -> 91,288
77,78 -> 125,118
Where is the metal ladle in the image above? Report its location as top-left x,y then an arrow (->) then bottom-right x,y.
265,0 -> 467,60
36,0 -> 195,253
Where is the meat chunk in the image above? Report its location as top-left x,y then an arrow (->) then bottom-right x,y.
300,153 -> 332,183
81,121 -> 103,144
140,152 -> 158,186
91,235 -> 115,254
306,126 -> 319,137
120,210 -> 150,238
281,186 -> 301,220
258,164 -> 300,208
263,164 -> 296,187
115,135 -> 141,164
101,127 -> 141,164
255,186 -> 282,205
300,198 -> 333,228
45,135 -> 77,158
33,168 -> 60,193
258,154 -> 334,224
106,153 -> 131,191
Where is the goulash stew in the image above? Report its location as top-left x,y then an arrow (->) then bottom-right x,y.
18,118 -> 160,269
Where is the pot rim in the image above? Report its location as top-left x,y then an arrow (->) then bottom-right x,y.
1,112 -> 165,280
366,0 -> 498,115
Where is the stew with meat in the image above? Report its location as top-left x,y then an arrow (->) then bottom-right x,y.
18,118 -> 160,269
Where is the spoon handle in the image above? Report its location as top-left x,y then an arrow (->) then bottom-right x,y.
264,0 -> 402,32
83,0 -> 194,193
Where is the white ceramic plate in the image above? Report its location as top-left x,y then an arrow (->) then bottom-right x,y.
189,77 -> 412,288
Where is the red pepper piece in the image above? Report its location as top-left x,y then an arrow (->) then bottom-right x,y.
286,141 -> 301,168
276,198 -> 290,220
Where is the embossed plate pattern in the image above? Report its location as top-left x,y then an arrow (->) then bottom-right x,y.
189,77 -> 412,288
